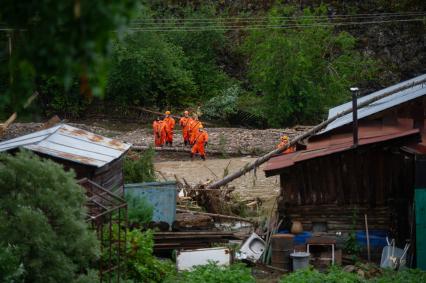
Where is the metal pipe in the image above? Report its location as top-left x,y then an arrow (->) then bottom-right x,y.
350,87 -> 359,147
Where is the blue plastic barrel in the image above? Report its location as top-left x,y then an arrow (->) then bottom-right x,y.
356,230 -> 388,248
124,182 -> 177,225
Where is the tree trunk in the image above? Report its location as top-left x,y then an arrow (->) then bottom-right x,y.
207,78 -> 426,189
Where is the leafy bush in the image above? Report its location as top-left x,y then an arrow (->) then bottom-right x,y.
0,150 -> 99,283
126,229 -> 176,282
370,268 -> 426,283
124,149 -> 156,183
165,262 -> 255,283
281,266 -> 426,283
106,31 -> 196,108
39,76 -> 90,118
281,266 -> 362,283
126,193 -> 154,226
0,244 -> 25,283
202,85 -> 240,121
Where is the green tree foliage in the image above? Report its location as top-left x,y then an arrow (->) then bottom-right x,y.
39,76 -> 90,119
0,244 -> 25,283
164,4 -> 234,99
0,151 -> 99,283
106,30 -> 196,108
0,0 -> 138,111
106,3 -> 235,109
124,149 -> 156,183
165,262 -> 255,283
242,5 -> 378,127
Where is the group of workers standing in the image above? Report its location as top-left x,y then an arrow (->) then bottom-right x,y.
152,110 -> 295,161
152,111 -> 209,160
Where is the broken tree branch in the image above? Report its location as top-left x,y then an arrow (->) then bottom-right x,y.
207,77 -> 426,189
0,92 -> 39,137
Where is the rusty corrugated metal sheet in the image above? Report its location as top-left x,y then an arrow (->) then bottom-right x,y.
265,125 -> 420,176
0,124 -> 131,167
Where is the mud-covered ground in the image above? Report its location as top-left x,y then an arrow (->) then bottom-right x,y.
2,121 -> 309,156
154,153 -> 281,212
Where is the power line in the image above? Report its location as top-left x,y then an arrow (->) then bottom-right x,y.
127,18 -> 426,32
131,13 -> 426,27
130,11 -> 426,23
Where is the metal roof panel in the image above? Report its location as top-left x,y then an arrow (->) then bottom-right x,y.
0,124 -> 131,167
320,74 -> 426,134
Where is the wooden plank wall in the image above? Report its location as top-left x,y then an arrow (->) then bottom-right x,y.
93,156 -> 124,193
278,145 -> 414,237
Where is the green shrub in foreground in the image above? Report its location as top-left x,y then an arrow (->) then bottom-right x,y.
165,262 -> 255,283
371,268 -> 426,283
281,266 -> 426,283
126,229 -> 176,282
0,151 -> 99,283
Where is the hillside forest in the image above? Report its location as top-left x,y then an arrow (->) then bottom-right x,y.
1,0 -> 425,128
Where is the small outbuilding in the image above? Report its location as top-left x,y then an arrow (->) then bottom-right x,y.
0,123 -> 132,192
265,74 -> 426,267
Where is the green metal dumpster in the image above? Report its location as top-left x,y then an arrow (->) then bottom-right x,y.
124,182 -> 177,225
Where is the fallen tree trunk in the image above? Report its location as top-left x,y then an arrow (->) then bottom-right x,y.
207,78 -> 426,189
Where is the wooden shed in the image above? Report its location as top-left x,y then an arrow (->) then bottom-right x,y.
0,124 -> 132,192
264,74 -> 426,266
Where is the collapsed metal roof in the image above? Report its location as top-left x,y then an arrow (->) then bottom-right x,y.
265,121 -> 420,176
319,74 -> 426,135
0,124 -> 132,167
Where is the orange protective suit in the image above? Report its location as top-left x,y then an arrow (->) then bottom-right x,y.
179,116 -> 193,145
189,120 -> 203,144
164,116 -> 176,144
191,130 -> 209,159
277,140 -> 296,154
153,120 -> 166,146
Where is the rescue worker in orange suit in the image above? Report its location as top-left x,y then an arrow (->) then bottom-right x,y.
153,117 -> 166,147
163,111 -> 176,146
191,125 -> 208,160
188,115 -> 203,145
277,135 -> 296,154
179,110 -> 192,146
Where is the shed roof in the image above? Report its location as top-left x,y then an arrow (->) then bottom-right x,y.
265,123 -> 420,177
0,124 -> 131,167
319,74 -> 426,135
